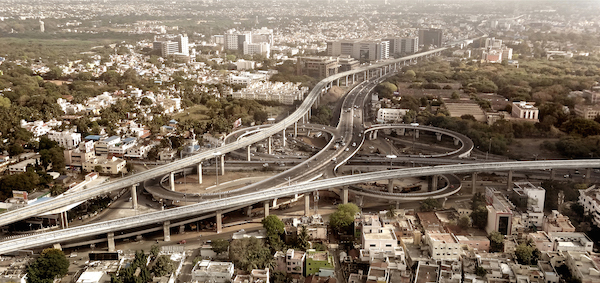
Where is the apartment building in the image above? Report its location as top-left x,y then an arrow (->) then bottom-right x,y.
47,130 -> 82,150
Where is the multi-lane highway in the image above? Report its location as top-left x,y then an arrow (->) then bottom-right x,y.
1,160 -> 599,254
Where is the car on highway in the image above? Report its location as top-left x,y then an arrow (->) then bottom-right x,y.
352,142 -> 356,146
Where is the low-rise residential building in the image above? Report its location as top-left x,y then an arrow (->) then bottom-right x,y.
124,144 -> 153,159
47,130 -> 82,149
82,156 -> 126,174
579,186 -> 600,227
485,187 -> 514,235
414,262 -> 439,283
362,226 -> 398,252
425,231 -> 461,260
95,136 -> 121,156
376,108 -> 409,123
8,157 -> 39,174
64,140 -> 95,168
543,210 -> 576,233
191,260 -> 235,283
511,182 -> 546,228
455,235 -> 490,252
564,251 -> 600,283
304,250 -> 334,277
108,137 -> 137,157
527,231 -> 554,252
231,81 -> 308,105
574,104 -> 600,120
548,232 -> 594,253
274,249 -> 306,275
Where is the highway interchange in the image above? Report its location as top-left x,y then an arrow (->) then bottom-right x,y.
1,45 -> 600,254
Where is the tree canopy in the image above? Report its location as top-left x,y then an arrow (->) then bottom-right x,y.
27,248 -> 69,283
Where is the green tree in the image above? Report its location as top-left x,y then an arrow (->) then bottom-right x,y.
94,165 -> 103,173
488,231 -> 504,252
458,215 -> 470,229
329,203 -> 360,234
0,96 -> 10,108
515,242 -> 534,265
475,266 -> 487,277
140,97 -> 153,106
262,215 -> 285,251
420,198 -> 440,211
229,237 -> 274,272
471,206 -> 488,229
211,238 -> 230,254
296,225 -> 310,251
150,245 -> 160,258
151,255 -> 174,277
27,248 -> 69,283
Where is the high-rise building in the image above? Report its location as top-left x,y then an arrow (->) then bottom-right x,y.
224,30 -> 252,51
243,42 -> 270,57
176,34 -> 189,55
326,40 -> 389,62
401,37 -> 419,54
419,28 -> 443,47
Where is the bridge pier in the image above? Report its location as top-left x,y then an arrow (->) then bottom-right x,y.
471,172 -> 478,194
179,225 -> 185,234
163,221 -> 170,241
272,198 -> 278,208
247,145 -> 251,161
304,194 -> 310,216
397,128 -> 405,136
131,185 -> 138,209
170,172 -> 175,191
60,211 -> 68,229
264,201 -> 270,217
268,136 -> 272,155
415,130 -> 420,139
216,211 -> 222,233
198,163 -> 202,184
107,232 -> 115,252
246,206 -> 253,216
220,155 -> 225,176
282,128 -> 286,147
453,138 -> 459,146
586,168 -> 592,183
436,133 -> 442,141
550,169 -> 555,180
343,189 -> 348,204
507,170 -> 513,191
432,175 -> 438,190
294,122 -> 298,137
388,179 -> 394,193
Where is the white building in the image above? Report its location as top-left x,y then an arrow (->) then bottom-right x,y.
124,144 -> 153,159
377,108 -> 409,123
95,136 -> 121,156
9,158 -> 39,174
579,186 -> 600,227
512,182 -> 546,227
191,260 -> 234,283
243,42 -> 270,58
362,226 -> 398,251
485,187 -> 514,235
512,101 -> 539,120
231,81 -> 307,105
564,251 -> 600,283
20,119 -> 62,138
47,130 -> 82,150
82,156 -> 126,175
235,60 -> 256,70
108,137 -> 137,157
425,231 -> 461,260
549,232 -> 594,253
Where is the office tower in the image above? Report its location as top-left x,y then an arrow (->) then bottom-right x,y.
418,28 -> 443,47
243,42 -> 270,58
327,40 -> 389,62
176,34 -> 189,55
400,37 -> 418,54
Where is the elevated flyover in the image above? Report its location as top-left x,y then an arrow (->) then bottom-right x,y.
1,160 -> 599,254
0,47 -> 449,228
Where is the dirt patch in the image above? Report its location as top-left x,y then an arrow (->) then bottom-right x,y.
507,138 -> 563,160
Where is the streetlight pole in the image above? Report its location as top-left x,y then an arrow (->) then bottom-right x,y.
486,138 -> 492,161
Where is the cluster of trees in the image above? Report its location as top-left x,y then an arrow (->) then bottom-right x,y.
262,215 -> 311,252
419,198 -> 441,212
470,193 -> 488,230
488,231 -> 504,253
310,105 -> 333,125
329,203 -> 360,236
515,240 -> 541,265
111,251 -> 151,283
229,237 -> 274,272
270,60 -> 318,88
27,248 -> 69,283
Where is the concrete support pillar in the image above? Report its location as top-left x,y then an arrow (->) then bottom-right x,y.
586,168 -> 592,183
264,201 -> 270,217
336,79 -> 340,86
198,163 -> 202,184
550,169 -> 555,180
343,189 -> 348,204
107,232 -> 115,252
53,243 -> 62,250
294,122 -> 298,137
282,128 -> 286,147
216,211 -> 222,233
471,172 -> 478,195
163,221 -> 170,241
246,206 -> 253,216
436,133 -> 442,141
304,194 -> 310,216
247,145 -> 251,161
432,175 -> 438,190
272,198 -> 278,208
220,155 -> 225,176
169,172 -> 175,191
131,185 -> 138,210
179,225 -> 185,234
388,179 -> 394,193
302,114 -> 305,124
507,170 -> 513,191
373,130 -> 377,139
268,136 -> 272,155
415,129 -> 420,139
454,138 -> 459,145
60,211 -> 68,229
